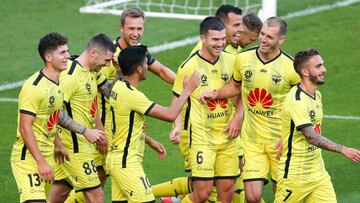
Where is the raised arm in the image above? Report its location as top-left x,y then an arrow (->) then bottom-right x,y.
147,72 -> 200,122
301,126 -> 360,162
149,60 -> 176,85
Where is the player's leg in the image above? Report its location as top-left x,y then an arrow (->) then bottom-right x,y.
152,177 -> 192,197
242,141 -> 269,203
306,176 -> 337,203
274,178 -> 308,203
11,158 -> 48,203
183,146 -> 216,202
49,180 -> 73,203
83,186 -> 104,203
215,143 -> 239,203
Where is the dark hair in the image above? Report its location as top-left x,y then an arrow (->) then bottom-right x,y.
87,33 -> 116,53
294,48 -> 320,76
118,45 -> 147,76
200,16 -> 225,35
215,4 -> 242,23
243,13 -> 263,33
265,16 -> 287,36
121,7 -> 144,25
38,32 -> 68,62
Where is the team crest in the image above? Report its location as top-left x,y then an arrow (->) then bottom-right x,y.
49,96 -> 55,106
221,73 -> 229,82
272,75 -> 282,85
85,83 -> 91,94
309,110 -> 316,122
244,70 -> 253,80
200,74 -> 208,86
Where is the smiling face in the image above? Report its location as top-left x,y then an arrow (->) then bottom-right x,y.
45,44 -> 70,72
90,49 -> 114,72
306,54 -> 326,85
120,16 -> 144,47
258,23 -> 285,55
224,12 -> 243,47
201,29 -> 226,58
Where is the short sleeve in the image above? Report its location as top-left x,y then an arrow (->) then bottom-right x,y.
96,72 -> 108,88
287,98 -> 313,131
172,66 -> 186,97
128,90 -> 155,115
233,53 -> 243,82
19,84 -> 39,117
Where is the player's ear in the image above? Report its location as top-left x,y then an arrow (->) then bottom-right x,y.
278,35 -> 286,46
44,52 -> 52,63
120,24 -> 124,33
200,34 -> 206,44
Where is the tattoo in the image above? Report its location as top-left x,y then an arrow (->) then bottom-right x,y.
301,126 -> 343,153
58,109 -> 86,134
98,80 -> 113,98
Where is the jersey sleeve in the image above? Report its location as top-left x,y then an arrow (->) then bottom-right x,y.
146,52 -> 156,66
18,84 -> 39,116
172,66 -> 186,97
190,41 -> 202,56
128,90 -> 155,115
286,97 -> 313,131
233,53 -> 243,82
96,72 -> 108,88
289,68 -> 301,86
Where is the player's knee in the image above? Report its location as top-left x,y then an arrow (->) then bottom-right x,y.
194,188 -> 212,202
245,193 -> 262,203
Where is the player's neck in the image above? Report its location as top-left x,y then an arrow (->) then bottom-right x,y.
123,75 -> 139,88
299,81 -> 317,98
76,53 -> 92,71
42,65 -> 60,83
118,37 -> 129,49
199,48 -> 219,63
258,48 -> 281,62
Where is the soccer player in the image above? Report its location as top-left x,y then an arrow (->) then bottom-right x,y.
172,17 -> 239,203
48,33 -> 116,203
106,45 -> 200,202
275,48 -> 360,202
156,9 -> 263,203
10,32 -> 105,203
198,17 -> 301,203
94,6 -> 176,190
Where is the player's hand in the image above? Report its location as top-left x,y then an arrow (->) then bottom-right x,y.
198,91 -> 217,104
169,127 -> 181,145
274,140 -> 283,160
341,147 -> 360,162
54,146 -> 70,164
83,128 -> 105,144
37,160 -> 54,183
112,55 -> 121,73
96,135 -> 109,155
183,72 -> 200,93
225,113 -> 242,139
148,140 -> 167,160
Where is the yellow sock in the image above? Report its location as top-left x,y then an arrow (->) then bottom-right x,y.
64,190 -> 86,203
232,177 -> 245,203
206,186 -> 217,203
152,177 -> 191,197
181,194 -> 193,203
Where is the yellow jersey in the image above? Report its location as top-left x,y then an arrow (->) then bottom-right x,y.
12,71 -> 63,160
278,85 -> 328,181
233,47 -> 300,144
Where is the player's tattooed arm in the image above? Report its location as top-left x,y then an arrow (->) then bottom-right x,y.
58,109 -> 86,134
58,109 -> 105,143
98,80 -> 113,98
301,126 -> 343,153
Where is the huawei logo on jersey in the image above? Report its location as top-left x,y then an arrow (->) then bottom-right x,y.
207,99 -> 227,111
90,97 -> 98,118
248,88 -> 273,109
47,109 -> 60,132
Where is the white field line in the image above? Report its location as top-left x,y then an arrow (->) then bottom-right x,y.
1,96 -> 360,121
